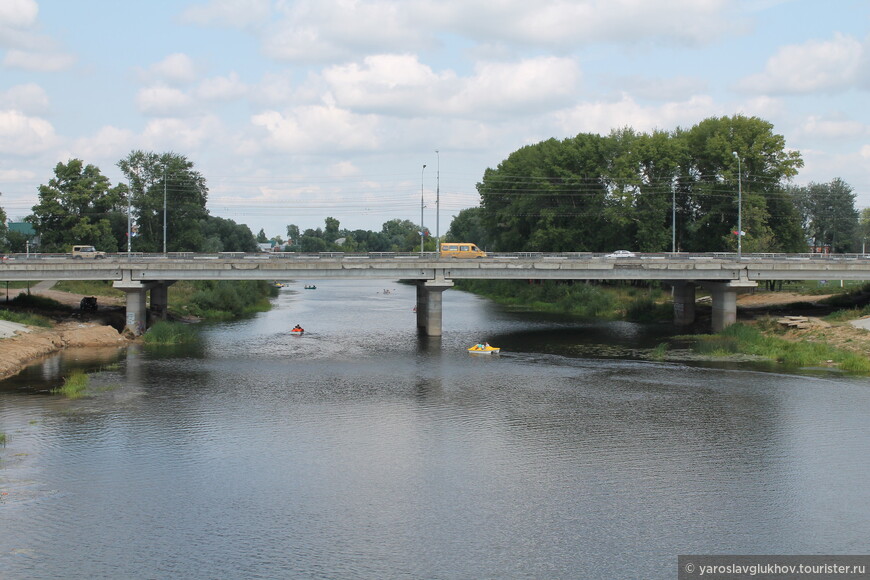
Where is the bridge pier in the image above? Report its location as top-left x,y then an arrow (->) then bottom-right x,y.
113,277 -> 166,335
114,280 -> 148,335
148,281 -> 175,320
416,279 -> 454,336
672,282 -> 696,326
704,279 -> 757,332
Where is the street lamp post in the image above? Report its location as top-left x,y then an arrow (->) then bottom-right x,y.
733,151 -> 742,259
421,164 -> 427,253
435,150 -> 440,247
163,164 -> 167,254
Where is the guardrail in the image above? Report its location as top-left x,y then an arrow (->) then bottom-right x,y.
4,251 -> 870,262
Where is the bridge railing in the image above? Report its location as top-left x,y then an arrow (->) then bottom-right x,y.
4,251 -> 870,262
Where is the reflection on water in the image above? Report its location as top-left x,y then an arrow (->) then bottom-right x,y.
1,279 -> 869,579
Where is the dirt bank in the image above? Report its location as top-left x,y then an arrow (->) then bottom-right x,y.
0,322 -> 129,382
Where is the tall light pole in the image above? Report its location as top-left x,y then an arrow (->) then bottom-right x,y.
421,164 -> 427,253
672,188 -> 676,253
435,150 -> 440,247
733,151 -> 742,259
163,164 -> 167,254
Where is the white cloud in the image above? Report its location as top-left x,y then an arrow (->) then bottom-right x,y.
249,105 -> 380,153
69,126 -> 136,161
0,109 -> 59,155
181,0 -> 272,29
141,115 -> 225,151
137,85 -> 196,116
263,1 -> 426,63
449,57 -> 581,117
195,72 -> 248,101
3,49 -> 75,71
553,93 -> 721,136
0,0 -> 39,47
434,0 -> 738,50
0,83 -> 49,115
737,33 -> 866,94
799,116 -> 869,140
146,53 -> 199,85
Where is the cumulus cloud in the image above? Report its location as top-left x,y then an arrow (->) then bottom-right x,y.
195,72 -> 248,101
0,0 -> 39,47
69,126 -> 136,161
145,53 -> 199,85
314,54 -> 580,119
137,85 -> 197,116
249,105 -> 380,153
263,1 -> 426,63
3,49 -> 75,71
0,109 -> 59,155
0,83 -> 49,115
553,93 -> 721,136
180,0 -> 272,29
141,115 -> 225,151
799,116 -> 869,140
736,33 -> 867,94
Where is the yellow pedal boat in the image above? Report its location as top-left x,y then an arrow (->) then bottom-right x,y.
468,344 -> 500,354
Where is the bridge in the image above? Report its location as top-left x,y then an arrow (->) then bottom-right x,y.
3,251 -> 870,335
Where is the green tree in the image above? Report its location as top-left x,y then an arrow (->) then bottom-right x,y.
0,201 -> 7,251
29,159 -> 125,252
200,216 -> 258,252
445,207 -> 490,247
790,178 -> 859,252
381,218 -> 421,251
117,150 -> 209,252
256,228 -> 268,243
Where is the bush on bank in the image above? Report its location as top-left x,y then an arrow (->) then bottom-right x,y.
454,279 -> 671,321
688,323 -> 870,373
172,280 -> 278,320
143,321 -> 200,345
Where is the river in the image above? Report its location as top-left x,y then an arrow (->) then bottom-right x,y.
1,279 -> 869,579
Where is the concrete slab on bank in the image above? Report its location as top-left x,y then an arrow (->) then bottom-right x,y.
0,320 -> 32,338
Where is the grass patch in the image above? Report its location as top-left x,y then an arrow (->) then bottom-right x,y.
455,280 -> 670,321
0,432 -> 6,446
689,323 -> 870,373
0,308 -> 53,327
143,321 -> 200,345
53,280 -> 125,298
51,370 -> 90,398
649,342 -> 669,361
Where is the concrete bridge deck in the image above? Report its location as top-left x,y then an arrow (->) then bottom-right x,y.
3,251 -> 869,335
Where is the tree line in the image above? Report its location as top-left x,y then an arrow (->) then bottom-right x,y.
452,115 -> 868,254
1,115 -> 868,255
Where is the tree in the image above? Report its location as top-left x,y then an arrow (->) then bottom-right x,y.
256,228 -> 268,243
790,178 -> 859,252
200,216 -> 258,252
0,199 -> 7,251
445,207 -> 490,248
117,150 -> 209,252
381,218 -> 421,251
29,159 -> 125,252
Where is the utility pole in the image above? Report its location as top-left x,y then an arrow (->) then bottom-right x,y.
163,164 -> 167,254
733,151 -> 742,259
421,164 -> 427,253
435,150 -> 440,247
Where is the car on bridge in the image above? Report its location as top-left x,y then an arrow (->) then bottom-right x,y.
605,250 -> 636,258
440,243 -> 487,258
71,245 -> 106,259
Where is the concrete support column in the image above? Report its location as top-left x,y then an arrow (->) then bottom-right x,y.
705,277 -> 757,332
416,279 -> 454,336
116,282 -> 148,335
672,282 -> 696,326
708,283 -> 739,332
148,281 -> 175,320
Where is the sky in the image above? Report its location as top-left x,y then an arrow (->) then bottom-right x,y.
1,0 -> 870,240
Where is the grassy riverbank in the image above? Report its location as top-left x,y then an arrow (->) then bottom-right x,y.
458,279 -> 870,374
454,279 -> 673,322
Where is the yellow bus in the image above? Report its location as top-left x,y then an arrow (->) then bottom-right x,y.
439,242 -> 486,258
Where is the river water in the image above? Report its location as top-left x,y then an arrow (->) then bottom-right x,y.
1,279 -> 869,579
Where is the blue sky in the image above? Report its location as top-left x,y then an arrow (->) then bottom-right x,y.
2,0 -> 869,240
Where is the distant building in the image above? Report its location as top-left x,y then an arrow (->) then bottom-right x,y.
6,222 -> 40,248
